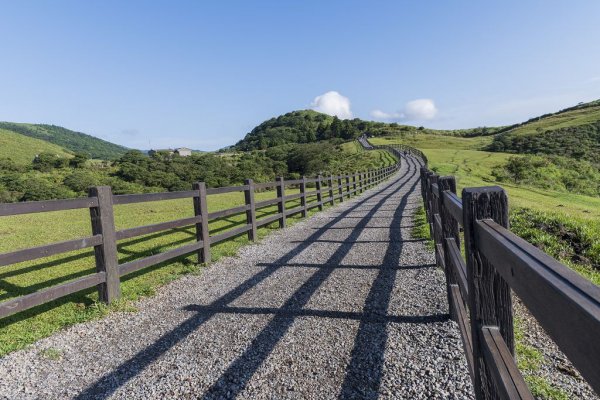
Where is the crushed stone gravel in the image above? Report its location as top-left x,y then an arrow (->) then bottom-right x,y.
0,156 -> 474,399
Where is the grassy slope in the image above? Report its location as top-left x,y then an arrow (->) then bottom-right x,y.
505,103 -> 600,137
370,135 -> 600,219
340,141 -> 397,166
0,129 -> 72,164
0,122 -> 129,160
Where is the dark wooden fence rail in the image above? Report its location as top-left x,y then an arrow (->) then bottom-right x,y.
418,157 -> 600,399
0,159 -> 401,320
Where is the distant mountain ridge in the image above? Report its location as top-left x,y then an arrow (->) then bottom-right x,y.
0,122 -> 129,160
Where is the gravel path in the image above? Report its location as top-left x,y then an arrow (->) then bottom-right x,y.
0,156 -> 473,399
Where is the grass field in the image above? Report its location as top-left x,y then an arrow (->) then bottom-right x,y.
0,129 -> 72,165
506,104 -> 600,137
371,133 -> 493,150
370,135 -> 600,219
0,170 -> 383,355
338,141 -> 397,169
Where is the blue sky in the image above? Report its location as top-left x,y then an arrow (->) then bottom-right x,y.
1,1 -> 599,150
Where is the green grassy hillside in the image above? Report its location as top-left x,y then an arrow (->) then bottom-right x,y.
0,129 -> 72,164
504,101 -> 600,136
488,100 -> 600,162
370,135 -> 600,283
0,122 -> 129,160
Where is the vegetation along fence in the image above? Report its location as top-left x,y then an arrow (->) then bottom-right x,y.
420,160 -> 600,399
0,156 -> 403,320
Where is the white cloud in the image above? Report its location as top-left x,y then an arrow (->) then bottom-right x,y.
311,91 -> 353,119
370,109 -> 403,119
371,98 -> 438,122
404,99 -> 438,120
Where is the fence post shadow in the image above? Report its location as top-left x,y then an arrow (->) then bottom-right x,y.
72,159 -> 411,400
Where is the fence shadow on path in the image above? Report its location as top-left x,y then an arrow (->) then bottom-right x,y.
75,156 -> 444,399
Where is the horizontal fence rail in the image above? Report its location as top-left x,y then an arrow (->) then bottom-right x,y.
0,155 -> 401,320
418,159 -> 600,399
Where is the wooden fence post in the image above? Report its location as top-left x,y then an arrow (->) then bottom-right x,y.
360,171 -> 365,192
244,179 -> 257,241
463,186 -> 513,400
420,167 -> 428,205
89,186 -> 120,303
437,176 -> 459,319
337,176 -> 343,202
192,182 -> 211,264
276,176 -> 286,228
316,175 -> 323,211
425,173 -> 437,238
353,174 -> 357,194
300,176 -> 308,217
422,171 -> 432,232
328,175 -> 335,205
345,175 -> 351,199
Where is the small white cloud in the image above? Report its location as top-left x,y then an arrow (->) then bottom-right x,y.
371,98 -> 438,122
404,99 -> 438,120
370,109 -> 403,120
311,91 -> 353,119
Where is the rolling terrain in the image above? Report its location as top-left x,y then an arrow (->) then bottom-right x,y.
488,100 -> 600,162
0,122 -> 129,160
370,133 -> 600,287
0,128 -> 72,165
1,99 -> 599,380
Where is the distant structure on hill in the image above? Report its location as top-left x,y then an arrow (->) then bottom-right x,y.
148,147 -> 192,157
174,147 -> 192,156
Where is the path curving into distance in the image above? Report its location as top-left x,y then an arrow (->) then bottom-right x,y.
0,156 -> 473,399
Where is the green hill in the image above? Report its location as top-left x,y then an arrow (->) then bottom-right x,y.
488,99 -> 600,162
234,110 -> 334,150
0,128 -> 72,165
0,122 -> 129,160
234,110 -> 513,152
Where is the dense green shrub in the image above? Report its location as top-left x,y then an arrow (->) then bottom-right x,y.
491,155 -> 600,196
488,122 -> 600,164
32,152 -> 70,172
511,208 -> 599,273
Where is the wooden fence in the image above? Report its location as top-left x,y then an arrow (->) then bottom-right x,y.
0,159 -> 401,320
420,162 -> 600,399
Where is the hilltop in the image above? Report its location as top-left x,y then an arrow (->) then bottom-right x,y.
0,128 -> 73,164
234,109 -> 426,151
0,122 -> 129,160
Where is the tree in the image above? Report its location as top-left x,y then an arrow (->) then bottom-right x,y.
504,156 -> 530,183
63,170 -> 101,193
329,117 -> 342,138
32,152 -> 73,171
69,153 -> 90,168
